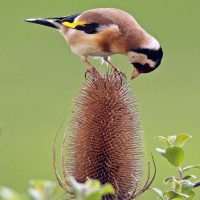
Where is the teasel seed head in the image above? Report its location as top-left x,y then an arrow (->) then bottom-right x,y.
53,71 -> 156,200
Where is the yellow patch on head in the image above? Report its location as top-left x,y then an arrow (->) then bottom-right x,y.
62,21 -> 86,28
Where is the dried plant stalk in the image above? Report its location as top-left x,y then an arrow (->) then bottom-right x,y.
62,71 -> 145,200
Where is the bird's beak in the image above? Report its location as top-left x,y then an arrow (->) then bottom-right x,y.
25,18 -> 59,29
131,68 -> 140,79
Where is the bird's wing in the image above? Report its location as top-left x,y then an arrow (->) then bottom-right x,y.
51,10 -> 123,35
73,8 -> 139,35
25,12 -> 119,34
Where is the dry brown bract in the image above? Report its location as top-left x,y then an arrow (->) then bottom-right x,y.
53,71 -> 156,200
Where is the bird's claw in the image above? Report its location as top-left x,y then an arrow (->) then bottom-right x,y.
113,67 -> 126,79
85,66 -> 100,79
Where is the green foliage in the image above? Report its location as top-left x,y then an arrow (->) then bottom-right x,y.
152,133 -> 200,200
28,180 -> 63,200
0,180 -> 63,200
165,146 -> 184,167
69,177 -> 115,200
0,187 -> 20,200
0,179 -> 114,200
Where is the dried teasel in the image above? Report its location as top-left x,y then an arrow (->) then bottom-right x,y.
53,71 -> 156,200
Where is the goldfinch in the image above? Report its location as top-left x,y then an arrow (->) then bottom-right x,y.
25,8 -> 163,79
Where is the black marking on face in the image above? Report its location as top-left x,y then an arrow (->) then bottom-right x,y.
133,47 -> 163,62
133,63 -> 155,73
75,23 -> 100,34
132,47 -> 163,73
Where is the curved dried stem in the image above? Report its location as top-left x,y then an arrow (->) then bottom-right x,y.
52,121 -> 71,193
61,130 -> 70,179
131,175 -> 139,196
125,155 -> 156,200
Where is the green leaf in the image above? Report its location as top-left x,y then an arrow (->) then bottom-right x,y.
171,180 -> 182,193
101,184 -> 115,196
28,180 -> 61,200
184,190 -> 195,200
151,188 -> 164,200
182,165 -> 200,172
167,135 -> 177,145
156,148 -> 166,157
182,180 -> 195,193
0,187 -> 20,200
85,192 -> 102,200
175,134 -> 192,147
165,146 -> 184,167
164,176 -> 177,184
156,136 -> 170,146
167,191 -> 189,199
68,178 -> 115,200
183,175 -> 197,180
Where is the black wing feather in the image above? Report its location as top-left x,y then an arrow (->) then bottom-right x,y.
46,13 -> 100,34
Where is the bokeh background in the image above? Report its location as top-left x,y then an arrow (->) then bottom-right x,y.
0,0 -> 200,199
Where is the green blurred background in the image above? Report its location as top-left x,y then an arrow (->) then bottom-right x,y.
0,0 -> 200,199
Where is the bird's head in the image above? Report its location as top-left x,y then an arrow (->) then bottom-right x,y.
127,46 -> 163,79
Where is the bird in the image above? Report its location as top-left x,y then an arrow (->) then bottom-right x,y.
25,8 -> 163,79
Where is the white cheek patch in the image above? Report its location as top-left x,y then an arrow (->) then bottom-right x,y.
146,59 -> 156,68
127,52 -> 147,64
127,52 -> 156,68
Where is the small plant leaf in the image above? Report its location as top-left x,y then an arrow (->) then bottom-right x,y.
185,190 -> 195,200
85,192 -> 102,200
175,134 -> 192,147
151,188 -> 164,200
101,184 -> 115,196
182,165 -> 200,172
181,181 -> 195,200
171,180 -> 182,193
157,136 -> 170,146
0,187 -> 20,200
166,191 -> 189,199
182,180 -> 195,193
164,176 -> 176,184
165,146 -> 184,167
68,178 -> 115,200
156,148 -> 166,157
183,175 -> 197,180
167,135 -> 177,145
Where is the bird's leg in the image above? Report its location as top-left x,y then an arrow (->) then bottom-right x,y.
103,57 -> 125,77
103,57 -> 118,71
81,56 -> 99,75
